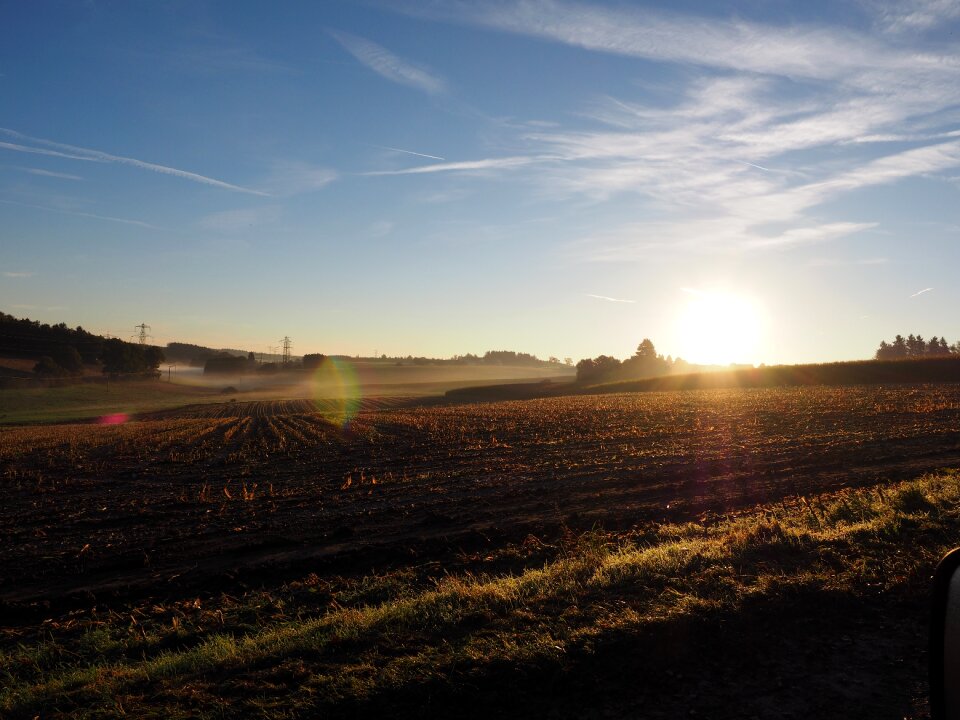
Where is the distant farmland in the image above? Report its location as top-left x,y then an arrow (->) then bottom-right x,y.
2,384 -> 959,717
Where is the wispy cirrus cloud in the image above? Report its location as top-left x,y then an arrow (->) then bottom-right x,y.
392,1 -> 960,259
0,128 -> 267,196
404,0 -> 959,80
2,271 -> 35,278
262,161 -> 337,196
869,0 -> 960,33
330,30 -> 445,95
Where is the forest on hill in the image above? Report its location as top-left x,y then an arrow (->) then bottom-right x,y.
0,312 -> 164,380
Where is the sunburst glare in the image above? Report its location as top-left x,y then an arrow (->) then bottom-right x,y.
675,289 -> 765,366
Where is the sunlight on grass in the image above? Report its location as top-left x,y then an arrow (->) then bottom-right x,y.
3,469 -> 959,717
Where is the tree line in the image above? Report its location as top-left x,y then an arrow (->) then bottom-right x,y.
875,334 -> 959,360
0,312 -> 165,377
576,339 -> 687,384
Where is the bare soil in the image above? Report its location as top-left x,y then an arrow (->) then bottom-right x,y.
2,385 -> 959,610
1,383 -> 958,717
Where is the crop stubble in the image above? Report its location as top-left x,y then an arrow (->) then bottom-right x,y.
2,384 -> 960,610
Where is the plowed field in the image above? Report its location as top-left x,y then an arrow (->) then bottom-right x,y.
3,384 -> 960,613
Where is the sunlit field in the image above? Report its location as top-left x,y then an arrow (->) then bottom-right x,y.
0,360 -> 574,425
2,384 -> 959,718
5,0 -> 960,716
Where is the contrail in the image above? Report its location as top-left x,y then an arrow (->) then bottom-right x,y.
734,159 -> 772,172
909,287 -> 933,298
0,128 -> 268,196
370,144 -> 446,161
330,30 -> 445,95
0,199 -> 158,229
586,293 -> 635,303
0,140 -> 100,162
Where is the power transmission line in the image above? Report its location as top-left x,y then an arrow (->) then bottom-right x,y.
280,336 -> 292,366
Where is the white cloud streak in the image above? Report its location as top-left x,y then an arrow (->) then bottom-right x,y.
372,144 -> 446,160
408,1 -> 959,80
364,156 -> 541,175
20,167 -> 84,180
870,0 -> 960,33
2,271 -> 35,278
0,128 -> 268,195
910,287 -> 934,297
393,1 -> 960,259
330,30 -> 445,95
0,199 -> 158,229
0,140 -> 101,162
585,293 -> 635,303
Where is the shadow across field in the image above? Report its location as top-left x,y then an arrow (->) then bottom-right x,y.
341,587 -> 927,720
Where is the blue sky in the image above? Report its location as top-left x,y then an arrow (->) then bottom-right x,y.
2,0 -> 959,364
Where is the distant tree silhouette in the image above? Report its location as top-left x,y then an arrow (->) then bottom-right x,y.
102,339 -> 164,376
482,350 -> 542,366
876,333 -> 957,360
907,334 -> 927,357
0,312 -> 103,362
145,346 -> 165,369
928,336 -> 951,357
576,355 -> 622,383
576,339 -> 678,384
621,338 -> 669,379
302,353 -> 327,370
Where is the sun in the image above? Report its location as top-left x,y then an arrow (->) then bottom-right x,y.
675,289 -> 764,366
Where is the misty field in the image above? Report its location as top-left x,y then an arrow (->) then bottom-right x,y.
3,384 -> 960,718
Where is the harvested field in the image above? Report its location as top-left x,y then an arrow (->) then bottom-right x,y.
2,384 -> 960,718
138,395 -> 415,420
3,385 -> 960,608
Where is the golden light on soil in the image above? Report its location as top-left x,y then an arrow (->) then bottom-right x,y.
675,289 -> 764,366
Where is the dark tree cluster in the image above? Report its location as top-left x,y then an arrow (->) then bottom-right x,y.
301,353 -> 328,370
0,311 -> 103,362
480,350 -> 544,366
2,311 -> 164,378
875,334 -> 959,360
203,354 -> 258,375
33,346 -> 84,376
576,339 -> 685,384
101,338 -> 165,376
165,342 -> 253,367
389,351 -> 557,367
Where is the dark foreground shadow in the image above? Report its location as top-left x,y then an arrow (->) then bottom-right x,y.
328,586 -> 929,720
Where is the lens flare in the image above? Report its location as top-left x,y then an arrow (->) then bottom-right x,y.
308,357 -> 363,428
97,413 -> 130,425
